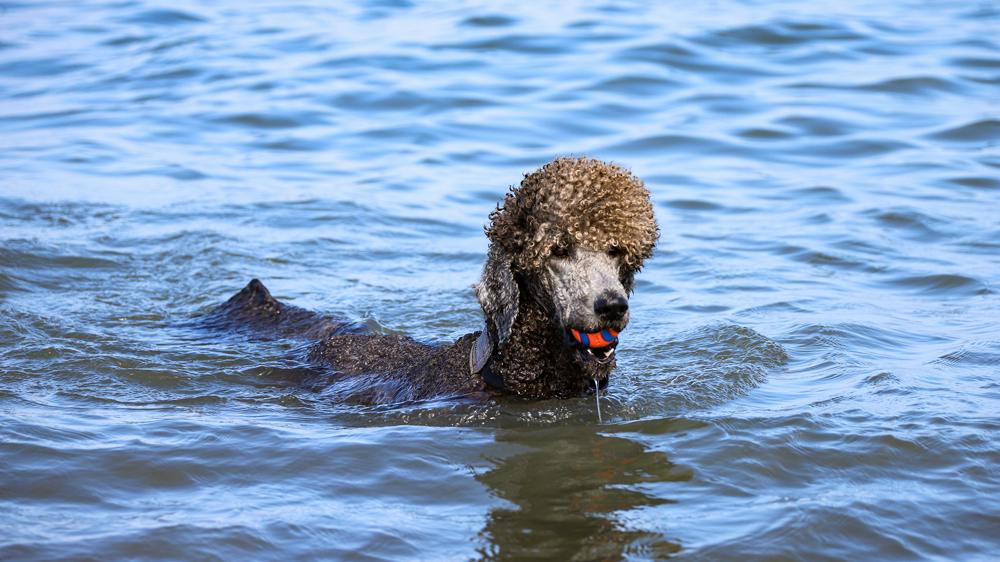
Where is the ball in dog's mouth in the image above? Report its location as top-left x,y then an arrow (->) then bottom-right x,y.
568,328 -> 620,364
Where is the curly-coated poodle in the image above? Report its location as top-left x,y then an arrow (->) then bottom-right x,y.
211,157 -> 658,403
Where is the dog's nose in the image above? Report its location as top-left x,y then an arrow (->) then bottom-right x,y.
594,293 -> 628,321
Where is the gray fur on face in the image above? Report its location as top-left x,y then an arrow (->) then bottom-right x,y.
537,248 -> 628,332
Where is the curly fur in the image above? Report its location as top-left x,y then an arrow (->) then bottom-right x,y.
211,157 -> 658,403
488,157 -> 657,272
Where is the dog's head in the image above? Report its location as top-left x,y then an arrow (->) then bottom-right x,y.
477,157 -> 658,376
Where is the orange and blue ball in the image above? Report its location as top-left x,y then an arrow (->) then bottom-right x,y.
570,328 -> 619,348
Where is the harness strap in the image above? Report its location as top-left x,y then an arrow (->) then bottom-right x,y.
479,361 -> 506,391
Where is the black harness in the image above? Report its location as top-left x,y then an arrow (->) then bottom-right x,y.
479,359 -> 507,391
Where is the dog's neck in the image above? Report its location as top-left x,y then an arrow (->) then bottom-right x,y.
487,298 -> 611,399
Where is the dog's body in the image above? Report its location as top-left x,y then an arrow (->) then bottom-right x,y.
212,157 -> 658,402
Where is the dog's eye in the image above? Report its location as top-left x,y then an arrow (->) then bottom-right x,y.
551,243 -> 571,258
607,246 -> 625,258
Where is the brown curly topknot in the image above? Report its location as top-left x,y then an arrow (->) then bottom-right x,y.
486,156 -> 659,272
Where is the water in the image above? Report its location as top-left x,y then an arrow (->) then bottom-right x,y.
1,0 -> 998,559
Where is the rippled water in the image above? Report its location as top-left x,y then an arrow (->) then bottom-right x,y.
2,1 -> 999,560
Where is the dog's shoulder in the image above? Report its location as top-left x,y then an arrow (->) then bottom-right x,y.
309,331 -> 485,400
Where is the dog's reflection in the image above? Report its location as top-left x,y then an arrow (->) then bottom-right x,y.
474,426 -> 689,560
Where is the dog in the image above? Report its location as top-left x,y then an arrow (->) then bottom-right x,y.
211,157 -> 658,403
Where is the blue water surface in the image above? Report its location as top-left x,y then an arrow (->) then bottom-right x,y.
1,1 -> 998,560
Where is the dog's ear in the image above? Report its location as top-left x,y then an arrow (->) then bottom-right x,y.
476,245 -> 519,347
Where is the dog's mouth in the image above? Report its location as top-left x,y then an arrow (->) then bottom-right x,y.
567,328 -> 619,364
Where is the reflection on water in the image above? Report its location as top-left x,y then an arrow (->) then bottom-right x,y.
477,428 -> 685,560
